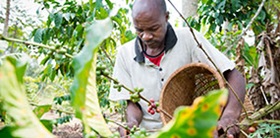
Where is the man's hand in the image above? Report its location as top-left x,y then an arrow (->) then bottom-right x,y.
215,114 -> 239,138
118,126 -> 129,138
118,121 -> 138,138
215,68 -> 246,138
118,121 -> 139,137
119,100 -> 143,138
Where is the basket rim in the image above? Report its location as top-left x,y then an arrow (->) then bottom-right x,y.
159,62 -> 226,125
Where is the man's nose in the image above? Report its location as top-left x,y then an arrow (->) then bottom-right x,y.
141,32 -> 153,41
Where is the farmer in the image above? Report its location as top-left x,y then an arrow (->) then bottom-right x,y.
109,0 -> 246,137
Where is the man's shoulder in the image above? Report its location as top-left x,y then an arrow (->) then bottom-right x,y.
116,38 -> 137,59
173,26 -> 205,41
117,38 -> 136,51
173,26 -> 193,37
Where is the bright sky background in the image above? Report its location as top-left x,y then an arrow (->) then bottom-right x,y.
0,0 -> 184,32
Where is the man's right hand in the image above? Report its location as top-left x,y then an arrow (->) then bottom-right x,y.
118,126 -> 129,138
119,100 -> 143,137
118,121 -> 139,137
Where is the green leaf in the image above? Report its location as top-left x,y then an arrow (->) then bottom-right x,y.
242,44 -> 259,69
63,13 -> 71,22
54,13 -> 63,28
40,119 -> 55,132
47,13 -> 54,27
231,0 -> 241,11
70,18 -> 113,137
0,126 -> 14,138
152,89 -> 228,138
95,0 -> 103,10
105,0 -> 113,9
33,105 -> 52,119
34,28 -> 43,43
6,56 -> 28,83
0,57 -> 54,138
216,0 -> 226,9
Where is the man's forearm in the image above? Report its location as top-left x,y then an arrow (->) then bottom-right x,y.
125,100 -> 143,128
222,68 -> 246,118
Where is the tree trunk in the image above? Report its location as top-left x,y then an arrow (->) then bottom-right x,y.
3,0 -> 11,37
182,0 -> 198,18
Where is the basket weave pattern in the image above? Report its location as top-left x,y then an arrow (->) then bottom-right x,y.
159,63 -> 225,124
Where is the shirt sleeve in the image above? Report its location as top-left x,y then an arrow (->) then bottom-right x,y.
108,46 -> 132,101
191,30 -> 235,73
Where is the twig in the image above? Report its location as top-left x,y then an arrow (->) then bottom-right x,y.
101,72 -> 150,103
106,118 -> 129,131
224,0 -> 267,53
101,72 -> 173,119
0,34 -> 73,58
55,109 -> 74,115
240,129 -> 249,137
29,102 -> 74,115
250,119 -> 280,124
167,0 -> 249,117
99,42 -> 114,66
159,109 -> 173,119
260,86 -> 269,105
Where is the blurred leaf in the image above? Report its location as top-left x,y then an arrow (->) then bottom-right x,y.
105,0 -> 113,9
216,0 -> 226,9
54,13 -> 63,28
231,0 -> 241,11
243,44 -> 259,69
152,89 -> 228,138
0,126 -> 15,138
47,13 -> 54,27
33,105 -> 52,119
34,28 -> 43,43
40,119 -> 55,132
70,18 -> 113,137
0,57 -> 54,138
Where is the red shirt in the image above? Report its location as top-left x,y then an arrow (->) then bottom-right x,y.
144,52 -> 164,66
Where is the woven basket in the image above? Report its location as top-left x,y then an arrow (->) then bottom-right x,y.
159,63 -> 226,124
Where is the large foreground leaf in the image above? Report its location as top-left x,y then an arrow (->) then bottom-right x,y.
153,89 -> 228,138
0,57 -> 54,138
70,18 -> 113,137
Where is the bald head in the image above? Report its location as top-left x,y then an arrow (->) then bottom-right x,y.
132,0 -> 167,18
131,0 -> 169,49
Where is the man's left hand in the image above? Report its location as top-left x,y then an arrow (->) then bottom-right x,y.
215,115 -> 239,138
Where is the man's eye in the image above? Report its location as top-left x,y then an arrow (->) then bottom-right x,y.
150,27 -> 159,31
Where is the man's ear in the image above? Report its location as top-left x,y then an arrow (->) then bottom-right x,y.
165,11 -> 170,21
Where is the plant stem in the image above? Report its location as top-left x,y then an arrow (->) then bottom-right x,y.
0,34 -> 73,58
252,120 -> 280,124
239,101 -> 280,129
99,42 -> 114,66
167,0 -> 249,118
101,72 -> 173,119
240,129 -> 249,137
106,118 -> 129,131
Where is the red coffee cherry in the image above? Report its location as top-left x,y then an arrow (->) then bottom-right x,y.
248,126 -> 256,133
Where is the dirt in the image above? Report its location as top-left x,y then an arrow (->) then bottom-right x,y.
41,110 -> 122,138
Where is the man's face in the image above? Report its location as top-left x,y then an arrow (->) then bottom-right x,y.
132,10 -> 168,48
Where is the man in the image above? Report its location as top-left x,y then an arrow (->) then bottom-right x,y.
109,0 -> 246,137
